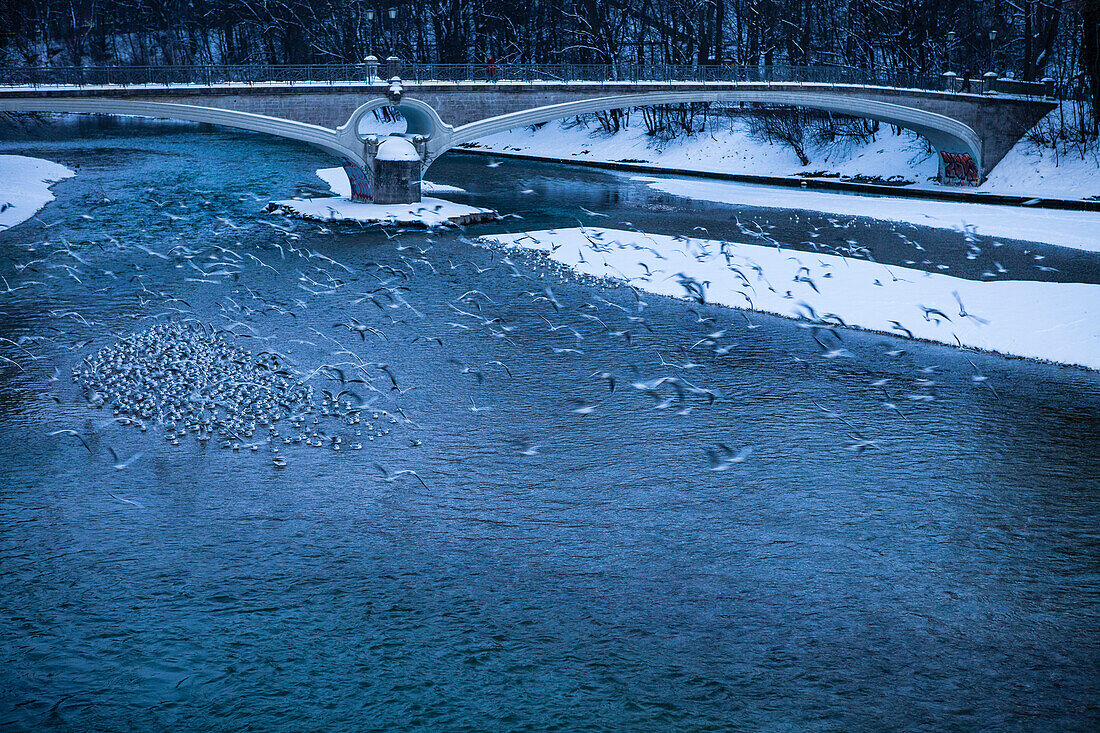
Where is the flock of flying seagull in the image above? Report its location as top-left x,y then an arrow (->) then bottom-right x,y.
0,158 -> 1026,482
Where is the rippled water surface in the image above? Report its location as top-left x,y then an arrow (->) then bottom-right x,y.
1,119 -> 1098,731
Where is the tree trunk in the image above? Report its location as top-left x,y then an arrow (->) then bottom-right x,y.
1082,0 -> 1100,133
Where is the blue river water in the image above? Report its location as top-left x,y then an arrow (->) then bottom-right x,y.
0,118 -> 1098,731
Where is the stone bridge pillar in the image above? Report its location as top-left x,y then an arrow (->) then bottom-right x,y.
372,136 -> 422,204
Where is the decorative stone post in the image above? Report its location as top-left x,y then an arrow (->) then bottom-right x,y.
387,76 -> 404,103
981,71 -> 999,94
1042,77 -> 1055,98
941,70 -> 958,93
364,55 -> 379,82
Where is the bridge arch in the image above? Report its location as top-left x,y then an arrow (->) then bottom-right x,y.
338,97 -> 453,145
431,91 -> 984,181
0,97 -> 365,166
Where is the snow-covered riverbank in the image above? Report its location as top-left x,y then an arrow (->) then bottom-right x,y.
632,176 -> 1100,252
467,110 -> 1100,201
480,227 -> 1100,370
468,115 -> 938,182
0,155 -> 75,231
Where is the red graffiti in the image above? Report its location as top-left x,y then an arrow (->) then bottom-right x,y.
343,163 -> 373,201
940,151 -> 980,186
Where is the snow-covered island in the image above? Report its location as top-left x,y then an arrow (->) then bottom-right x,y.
480,227 -> 1100,371
0,155 -> 75,231
267,166 -> 497,227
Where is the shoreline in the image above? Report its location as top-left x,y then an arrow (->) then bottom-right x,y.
451,147 -> 1100,212
479,227 -> 1100,373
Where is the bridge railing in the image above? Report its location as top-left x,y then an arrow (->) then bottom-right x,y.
0,64 -> 369,88
404,63 -> 954,90
0,63 -> 1053,97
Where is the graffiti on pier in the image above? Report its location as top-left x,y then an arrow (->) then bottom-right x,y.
940,151 -> 981,186
344,163 -> 374,201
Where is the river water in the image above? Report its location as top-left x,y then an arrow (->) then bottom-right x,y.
1,118 -> 1098,731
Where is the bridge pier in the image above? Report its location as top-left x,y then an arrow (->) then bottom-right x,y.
348,135 -> 422,204
370,136 -> 422,204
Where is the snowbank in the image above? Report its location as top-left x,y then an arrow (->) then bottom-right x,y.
470,116 -> 937,181
982,134 -> 1100,201
315,166 -> 465,197
0,155 -> 75,231
632,176 -> 1100,252
468,110 -> 1100,201
268,196 -> 495,227
480,227 -> 1100,370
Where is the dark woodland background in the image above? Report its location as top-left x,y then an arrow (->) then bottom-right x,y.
1,0 -> 1096,134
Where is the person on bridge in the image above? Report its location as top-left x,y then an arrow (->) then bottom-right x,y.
486,55 -> 496,82
961,67 -> 972,93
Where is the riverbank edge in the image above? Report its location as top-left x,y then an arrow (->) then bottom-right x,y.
452,147 -> 1100,213
480,238 -> 1099,373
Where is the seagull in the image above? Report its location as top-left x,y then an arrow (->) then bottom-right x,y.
570,398 -> 597,416
952,291 -> 990,324
373,463 -> 428,488
468,397 -> 492,413
106,491 -> 143,508
845,434 -> 881,452
486,360 -> 513,377
966,358 -> 999,397
920,305 -> 952,323
107,446 -> 143,470
334,317 -> 388,341
706,444 -> 752,471
512,438 -> 540,455
48,429 -> 92,453
889,321 -> 914,339
591,371 -> 616,393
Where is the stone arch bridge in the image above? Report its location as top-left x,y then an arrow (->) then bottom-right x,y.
0,80 -> 1054,199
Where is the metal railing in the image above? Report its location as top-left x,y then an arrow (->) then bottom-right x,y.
0,63 -> 1053,97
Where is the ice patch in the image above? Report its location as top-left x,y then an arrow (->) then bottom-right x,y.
0,155 -> 75,231
631,176 -> 1100,253
480,227 -> 1100,370
421,181 -> 468,194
